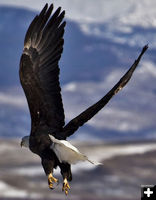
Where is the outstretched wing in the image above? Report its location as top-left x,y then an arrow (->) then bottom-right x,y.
62,45 -> 148,138
19,4 -> 66,134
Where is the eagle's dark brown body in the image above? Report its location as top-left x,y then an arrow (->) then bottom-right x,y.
29,131 -> 72,180
19,3 -> 148,194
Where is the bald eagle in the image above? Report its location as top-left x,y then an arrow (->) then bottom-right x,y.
20,3 -> 148,195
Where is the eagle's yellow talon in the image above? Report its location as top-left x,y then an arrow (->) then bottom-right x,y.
48,173 -> 59,189
62,178 -> 70,195
67,184 -> 70,189
49,183 -> 54,189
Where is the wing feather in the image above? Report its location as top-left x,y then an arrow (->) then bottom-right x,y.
62,45 -> 148,137
19,4 -> 66,134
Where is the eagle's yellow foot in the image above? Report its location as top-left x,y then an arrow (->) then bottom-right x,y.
48,173 -> 59,189
62,178 -> 70,195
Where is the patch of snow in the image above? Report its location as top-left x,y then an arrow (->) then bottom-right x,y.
0,0 -> 155,27
0,180 -> 40,198
12,166 -> 43,176
0,0 -> 155,48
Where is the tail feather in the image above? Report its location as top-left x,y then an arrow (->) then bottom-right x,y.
87,159 -> 103,166
49,134 -> 103,165
80,153 -> 103,166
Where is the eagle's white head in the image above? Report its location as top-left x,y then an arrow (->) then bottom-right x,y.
21,136 -> 30,148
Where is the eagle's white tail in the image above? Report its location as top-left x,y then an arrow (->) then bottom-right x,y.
81,154 -> 103,165
49,134 -> 103,165
87,159 -> 103,166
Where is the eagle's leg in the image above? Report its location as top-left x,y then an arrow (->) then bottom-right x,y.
48,173 -> 59,189
41,158 -> 59,190
62,177 -> 70,195
59,163 -> 72,195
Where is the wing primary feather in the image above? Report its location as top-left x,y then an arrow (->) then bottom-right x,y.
38,15 -> 65,52
35,4 -> 54,46
39,27 -> 65,62
24,3 -> 48,47
24,4 -> 54,48
49,10 -> 65,31
40,4 -> 54,30
30,5 -> 50,47
43,7 -> 62,33
39,3 -> 48,16
62,45 -> 148,138
24,15 -> 38,47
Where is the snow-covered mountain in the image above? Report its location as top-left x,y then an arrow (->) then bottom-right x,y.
0,2 -> 156,140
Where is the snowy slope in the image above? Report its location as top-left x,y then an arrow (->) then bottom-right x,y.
0,0 -> 156,47
0,0 -> 156,27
